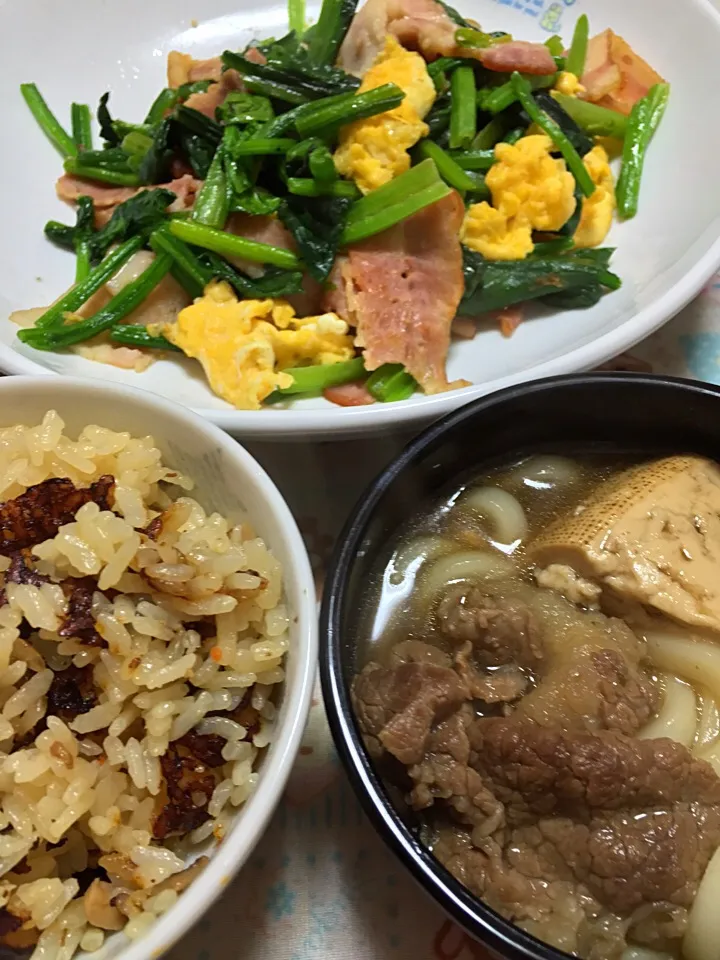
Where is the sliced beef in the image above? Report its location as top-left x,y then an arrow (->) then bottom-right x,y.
410,705 -> 505,835
423,720 -> 720,954
437,582 -> 658,733
433,826 -> 630,958
353,572 -> 702,959
452,720 -> 720,920
0,475 -> 115,555
437,586 -> 544,669
435,582 -> 658,729
515,645 -> 658,735
388,639 -> 452,668
471,719 -> 720,822
352,660 -> 469,765
454,643 -> 528,704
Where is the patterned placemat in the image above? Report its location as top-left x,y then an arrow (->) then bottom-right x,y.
163,270 -> 720,960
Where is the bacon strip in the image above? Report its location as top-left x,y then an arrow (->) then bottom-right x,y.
479,40 -> 556,75
338,192 -> 468,395
225,213 -> 323,315
497,305 -> 524,338
340,0 -> 455,74
166,49 -> 265,118
55,174 -> 200,227
339,0 -> 554,76
323,382 -> 376,407
581,30 -> 664,115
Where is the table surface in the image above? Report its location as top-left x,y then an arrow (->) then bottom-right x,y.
165,273 -> 720,960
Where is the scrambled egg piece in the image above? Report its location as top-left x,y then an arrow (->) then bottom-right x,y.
334,36 -> 435,194
554,71 -> 585,97
574,145 -> 615,248
164,282 -> 354,410
461,203 -> 534,261
460,134 -> 576,261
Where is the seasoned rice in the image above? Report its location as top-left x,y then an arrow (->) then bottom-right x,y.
0,411 -> 289,956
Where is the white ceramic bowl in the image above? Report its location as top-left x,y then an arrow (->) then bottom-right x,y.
1,0 -> 719,439
0,376 -> 317,959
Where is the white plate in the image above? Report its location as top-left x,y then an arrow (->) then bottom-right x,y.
1,0 -> 719,439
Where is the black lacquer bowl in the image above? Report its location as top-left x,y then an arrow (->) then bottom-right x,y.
319,373 -> 720,960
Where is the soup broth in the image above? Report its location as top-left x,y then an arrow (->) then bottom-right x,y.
353,454 -> 720,960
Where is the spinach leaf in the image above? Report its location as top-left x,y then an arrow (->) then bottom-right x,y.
278,194 -> 351,283
197,251 -> 304,298
541,284 -> 605,309
175,105 -> 223,144
220,124 -> 282,216
97,92 -> 120,145
176,79 -> 214,102
71,147 -> 130,170
137,117 -> 176,184
460,247 -> 620,315
217,92 -> 275,125
559,181 -> 583,237
436,0 -> 472,28
90,188 -> 176,260
426,93 -> 451,143
230,186 -> 282,216
145,82 -> 214,125
304,0 -> 359,66
44,196 -> 96,252
529,91 -> 594,156
181,133 -> 217,178
223,33 -> 359,103
44,221 -> 76,251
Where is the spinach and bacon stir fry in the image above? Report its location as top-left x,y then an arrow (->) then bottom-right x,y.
16,0 -> 668,410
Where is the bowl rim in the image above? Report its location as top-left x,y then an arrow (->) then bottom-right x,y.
0,375 -> 318,960
5,0 -> 720,441
319,371 -> 720,959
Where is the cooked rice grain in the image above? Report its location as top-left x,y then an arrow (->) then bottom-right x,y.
0,412 -> 288,957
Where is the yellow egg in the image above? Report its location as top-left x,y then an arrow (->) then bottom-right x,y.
490,135 -> 577,232
164,282 -> 355,410
554,71 -> 585,97
461,134 -> 577,261
460,203 -> 534,261
334,36 -> 436,194
574,145 -> 616,249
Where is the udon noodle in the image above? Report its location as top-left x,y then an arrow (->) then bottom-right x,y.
638,675 -> 696,747
453,486 -> 529,547
355,453 -> 720,960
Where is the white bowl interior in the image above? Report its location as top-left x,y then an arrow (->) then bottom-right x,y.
0,377 -> 317,959
0,0 -> 719,438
